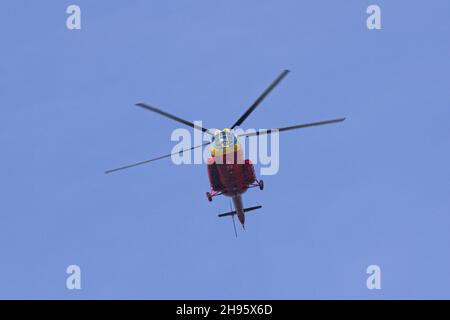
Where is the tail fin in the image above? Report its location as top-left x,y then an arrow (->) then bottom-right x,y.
217,205 -> 262,218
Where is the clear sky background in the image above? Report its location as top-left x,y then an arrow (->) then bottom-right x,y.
1,0 -> 450,299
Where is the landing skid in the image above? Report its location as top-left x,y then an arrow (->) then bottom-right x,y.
206,179 -> 264,202
206,190 -> 223,202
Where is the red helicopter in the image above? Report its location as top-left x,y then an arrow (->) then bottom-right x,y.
106,70 -> 345,235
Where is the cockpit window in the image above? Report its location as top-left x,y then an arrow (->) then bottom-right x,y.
212,131 -> 235,149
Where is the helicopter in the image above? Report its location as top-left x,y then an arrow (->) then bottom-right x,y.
106,70 -> 345,236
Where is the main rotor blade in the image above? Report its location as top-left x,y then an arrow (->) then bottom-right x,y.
230,69 -> 290,129
105,142 -> 210,174
237,118 -> 346,138
135,102 -> 213,134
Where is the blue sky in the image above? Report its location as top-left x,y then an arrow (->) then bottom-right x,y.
1,0 -> 450,299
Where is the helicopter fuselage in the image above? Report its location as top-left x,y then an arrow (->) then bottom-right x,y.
206,137 -> 263,227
